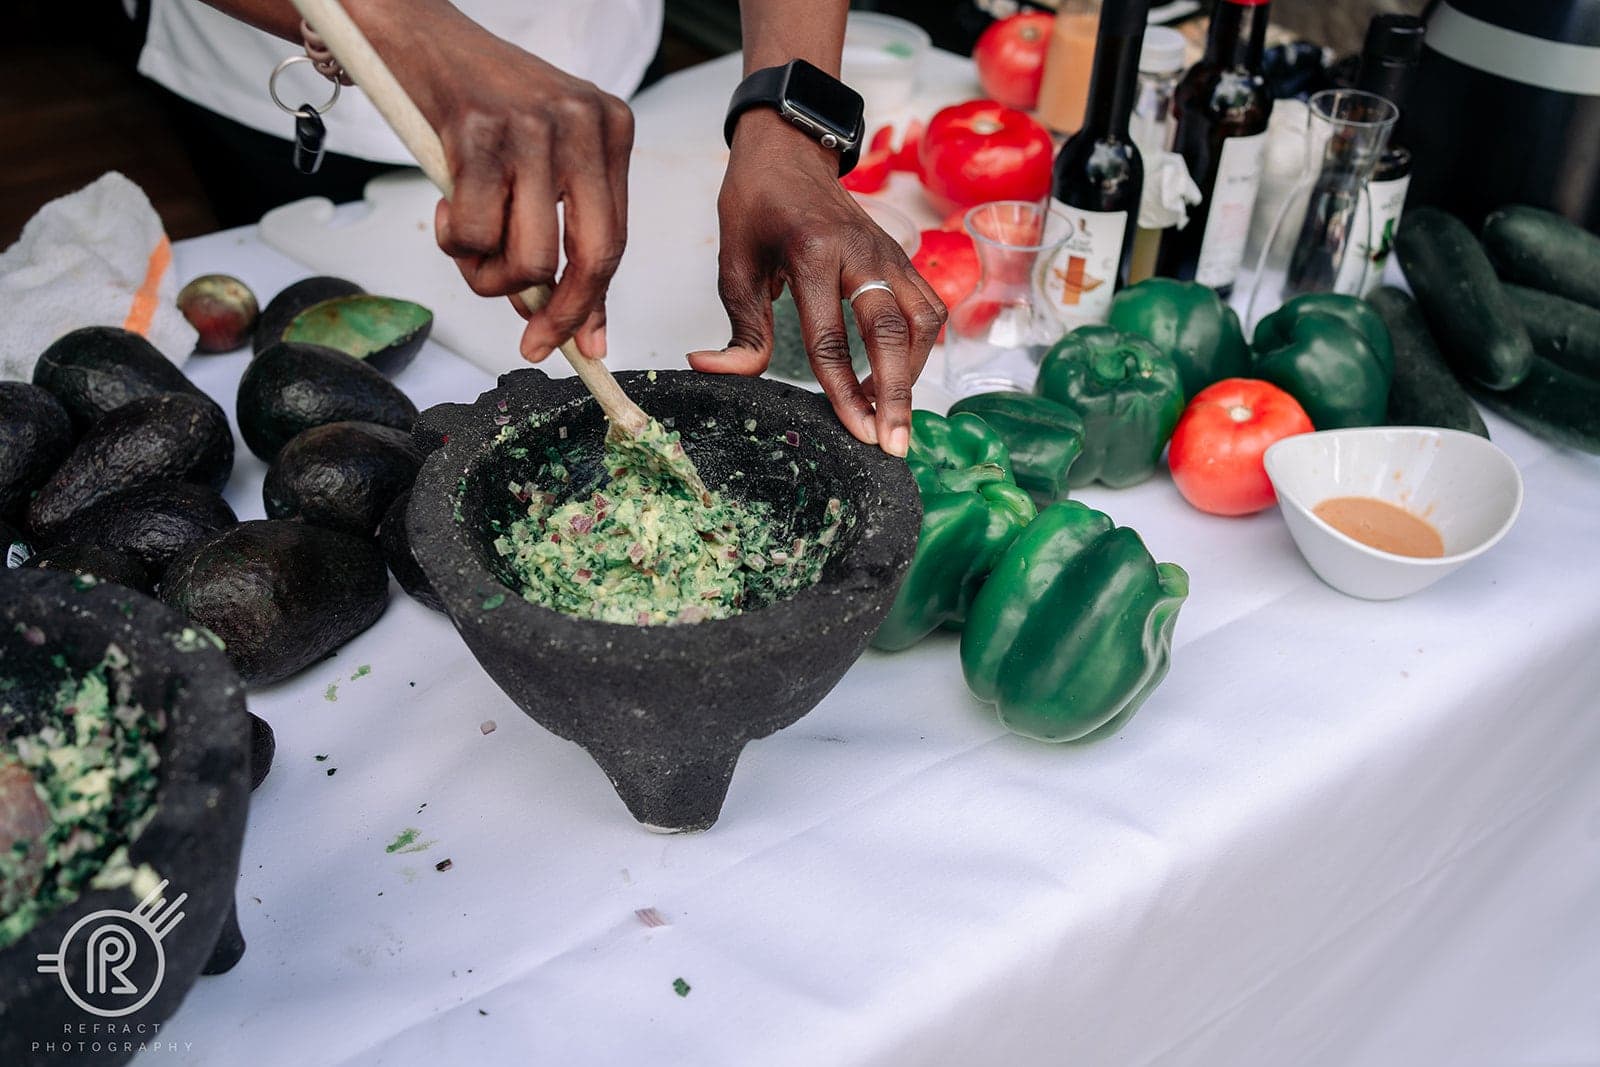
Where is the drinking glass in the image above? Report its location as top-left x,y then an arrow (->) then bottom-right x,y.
1245,89 -> 1398,329
943,201 -> 1074,398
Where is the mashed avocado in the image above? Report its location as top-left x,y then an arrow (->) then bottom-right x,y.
494,419 -> 843,625
0,647 -> 164,947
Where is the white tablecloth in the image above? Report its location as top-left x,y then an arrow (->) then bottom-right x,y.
140,56 -> 1600,1067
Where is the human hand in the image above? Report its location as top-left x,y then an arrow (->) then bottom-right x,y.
688,110 -> 946,457
389,8 -> 634,361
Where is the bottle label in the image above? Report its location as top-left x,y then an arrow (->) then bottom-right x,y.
1195,131 -> 1267,289
1336,174 -> 1412,296
1039,201 -> 1129,328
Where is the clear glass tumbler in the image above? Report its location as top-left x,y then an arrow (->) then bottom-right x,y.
943,201 -> 1073,398
1245,89 -> 1398,327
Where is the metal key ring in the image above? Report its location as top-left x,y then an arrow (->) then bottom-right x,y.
269,55 -> 341,118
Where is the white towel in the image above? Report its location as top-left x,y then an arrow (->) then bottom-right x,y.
0,172 -> 197,381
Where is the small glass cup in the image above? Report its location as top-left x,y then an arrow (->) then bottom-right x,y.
942,201 -> 1074,398
1245,89 -> 1399,328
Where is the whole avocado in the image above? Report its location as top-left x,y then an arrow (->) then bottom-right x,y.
379,488 -> 444,612
160,519 -> 390,685
237,342 -> 418,462
264,421 -> 423,538
32,326 -> 205,432
0,382 -> 74,524
253,276 -> 365,356
26,542 -> 153,594
67,480 -> 239,575
27,393 -> 234,542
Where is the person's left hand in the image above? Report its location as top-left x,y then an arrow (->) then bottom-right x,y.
689,110 -> 946,458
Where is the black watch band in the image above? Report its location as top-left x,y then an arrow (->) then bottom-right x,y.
723,61 -> 865,177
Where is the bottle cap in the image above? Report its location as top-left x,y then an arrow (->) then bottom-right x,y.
1139,27 -> 1187,74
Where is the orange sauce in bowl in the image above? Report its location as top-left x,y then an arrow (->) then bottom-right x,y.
1312,496 -> 1444,558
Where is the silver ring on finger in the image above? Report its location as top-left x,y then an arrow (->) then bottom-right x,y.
847,279 -> 894,305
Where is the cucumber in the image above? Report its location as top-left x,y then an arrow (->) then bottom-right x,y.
1394,208 -> 1533,391
1474,356 -> 1600,454
1503,284 -> 1600,380
1481,205 -> 1600,311
1369,287 -> 1488,438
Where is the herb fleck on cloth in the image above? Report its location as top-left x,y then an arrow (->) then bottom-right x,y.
494,420 -> 844,625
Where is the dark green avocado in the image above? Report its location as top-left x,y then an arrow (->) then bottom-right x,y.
237,342 -> 418,462
160,519 -> 389,685
280,294 -> 433,375
67,480 -> 239,575
253,276 -> 365,356
25,542 -> 153,593
248,713 -> 275,791
32,326 -> 205,432
264,421 -> 423,538
0,382 -> 74,524
26,393 -> 234,542
379,488 -> 443,612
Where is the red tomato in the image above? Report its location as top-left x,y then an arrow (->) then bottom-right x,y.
974,12 -> 1054,110
910,229 -> 981,341
868,119 -> 926,174
1168,378 -> 1315,516
841,147 -> 892,193
917,100 -> 1054,215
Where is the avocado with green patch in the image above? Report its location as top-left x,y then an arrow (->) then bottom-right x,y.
0,382 -> 74,524
32,326 -> 204,432
66,480 -> 239,575
237,342 -> 418,461
264,421 -> 423,538
160,519 -> 390,685
25,543 -> 153,593
281,294 -> 433,375
253,276 -> 364,356
26,393 -> 234,542
379,488 -> 443,612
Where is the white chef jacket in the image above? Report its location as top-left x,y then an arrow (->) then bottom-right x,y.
138,0 -> 664,164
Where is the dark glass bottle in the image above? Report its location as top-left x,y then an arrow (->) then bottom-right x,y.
1154,0 -> 1273,296
1336,13 -> 1426,293
1045,0 -> 1149,328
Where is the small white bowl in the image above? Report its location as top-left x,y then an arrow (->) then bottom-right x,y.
842,12 -> 931,117
1262,427 -> 1523,600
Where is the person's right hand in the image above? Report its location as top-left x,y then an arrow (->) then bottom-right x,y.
391,7 -> 635,362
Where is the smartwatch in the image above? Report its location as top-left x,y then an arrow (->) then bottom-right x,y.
724,59 -> 866,176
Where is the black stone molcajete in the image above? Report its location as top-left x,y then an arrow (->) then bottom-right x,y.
0,569 -> 252,1066
408,369 -> 920,832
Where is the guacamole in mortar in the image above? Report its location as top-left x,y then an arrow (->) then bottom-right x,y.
494,419 -> 844,625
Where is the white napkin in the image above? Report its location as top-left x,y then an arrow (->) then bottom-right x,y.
1138,150 -> 1203,231
0,172 -> 196,381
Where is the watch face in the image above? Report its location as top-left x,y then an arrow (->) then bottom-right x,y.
782,60 -> 864,142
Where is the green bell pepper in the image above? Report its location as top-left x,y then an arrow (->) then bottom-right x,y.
960,501 -> 1189,742
1108,277 -> 1251,398
1251,295 -> 1393,429
872,460 -> 1037,652
908,409 -> 1013,483
947,392 -> 1085,506
1259,292 -> 1394,375
1034,326 -> 1185,489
